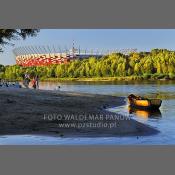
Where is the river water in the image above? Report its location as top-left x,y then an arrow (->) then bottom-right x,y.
1,80 -> 175,145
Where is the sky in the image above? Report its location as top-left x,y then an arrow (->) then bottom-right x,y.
1,29 -> 175,65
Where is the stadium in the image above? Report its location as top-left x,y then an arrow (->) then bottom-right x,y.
13,45 -> 137,67
13,45 -> 105,67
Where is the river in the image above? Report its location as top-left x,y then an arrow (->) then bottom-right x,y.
1,80 -> 175,145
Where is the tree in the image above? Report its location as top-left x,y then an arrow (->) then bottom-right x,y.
0,64 -> 5,72
143,59 -> 154,74
2,48 -> 175,80
134,63 -> 141,75
0,29 -> 39,52
111,61 -> 117,76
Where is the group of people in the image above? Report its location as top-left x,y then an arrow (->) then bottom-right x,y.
0,79 -> 22,88
23,73 -> 39,89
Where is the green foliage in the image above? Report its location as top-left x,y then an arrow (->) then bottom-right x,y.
2,49 -> 175,80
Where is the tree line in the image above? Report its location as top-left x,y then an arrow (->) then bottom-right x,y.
1,49 -> 175,81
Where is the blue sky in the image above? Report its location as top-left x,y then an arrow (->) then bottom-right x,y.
1,29 -> 175,65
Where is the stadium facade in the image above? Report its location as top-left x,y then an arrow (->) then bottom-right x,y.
13,45 -> 104,67
13,45 -> 137,67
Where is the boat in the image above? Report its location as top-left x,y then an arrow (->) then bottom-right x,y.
128,94 -> 162,110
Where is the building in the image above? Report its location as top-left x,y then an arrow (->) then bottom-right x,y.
13,45 -> 104,67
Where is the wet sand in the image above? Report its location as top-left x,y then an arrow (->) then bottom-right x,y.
0,88 -> 158,137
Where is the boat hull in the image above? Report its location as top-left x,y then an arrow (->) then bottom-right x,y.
129,103 -> 161,110
128,94 -> 162,111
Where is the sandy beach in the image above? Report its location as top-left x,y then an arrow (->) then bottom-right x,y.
0,88 -> 158,137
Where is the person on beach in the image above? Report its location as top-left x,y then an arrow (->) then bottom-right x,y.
31,77 -> 37,89
23,73 -> 30,88
56,86 -> 61,90
35,75 -> 39,89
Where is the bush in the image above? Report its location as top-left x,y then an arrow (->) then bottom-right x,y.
143,73 -> 151,79
169,73 -> 175,80
151,73 -> 166,79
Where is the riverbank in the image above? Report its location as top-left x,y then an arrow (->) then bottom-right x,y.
6,75 -> 175,83
39,76 -> 175,82
0,88 -> 158,137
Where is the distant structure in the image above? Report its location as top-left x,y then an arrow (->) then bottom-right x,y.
13,45 -> 137,67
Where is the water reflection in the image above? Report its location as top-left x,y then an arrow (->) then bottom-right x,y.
128,106 -> 162,120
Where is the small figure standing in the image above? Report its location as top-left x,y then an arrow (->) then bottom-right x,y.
35,75 -> 39,89
23,73 -> 30,88
56,86 -> 61,90
32,77 -> 37,89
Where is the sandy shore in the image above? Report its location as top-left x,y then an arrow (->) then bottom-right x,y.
0,88 -> 158,137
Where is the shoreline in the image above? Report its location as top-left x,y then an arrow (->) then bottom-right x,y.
0,88 -> 159,137
40,77 -> 175,82
13,76 -> 175,82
